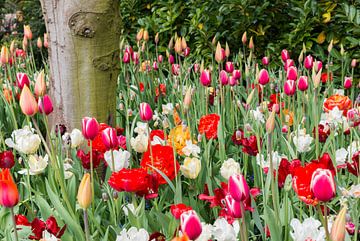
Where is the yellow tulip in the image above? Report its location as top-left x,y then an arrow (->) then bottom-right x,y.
180,157 -> 201,179
317,31 -> 326,44
330,205 -> 347,241
77,173 -> 92,209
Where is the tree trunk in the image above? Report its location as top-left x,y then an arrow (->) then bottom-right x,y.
40,0 -> 121,129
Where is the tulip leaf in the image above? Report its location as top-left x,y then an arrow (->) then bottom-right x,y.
35,194 -> 53,219
264,205 -> 281,241
148,164 -> 176,193
281,135 -> 296,159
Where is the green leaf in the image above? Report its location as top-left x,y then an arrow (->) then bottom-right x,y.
264,205 -> 281,241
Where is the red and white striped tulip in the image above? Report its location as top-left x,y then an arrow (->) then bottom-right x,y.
297,76 -> 308,91
171,64 -> 180,76
139,102 -> 153,122
16,73 -> 30,89
101,127 -> 118,150
284,59 -> 294,71
262,56 -> 270,66
304,55 -> 313,69
225,61 -> 234,73
281,49 -> 290,62
310,168 -> 336,202
180,210 -> 202,240
284,79 -> 296,96
157,55 -> 163,63
200,69 -> 211,87
225,194 -> 242,218
123,51 -> 130,63
228,173 -> 250,202
232,70 -> 241,80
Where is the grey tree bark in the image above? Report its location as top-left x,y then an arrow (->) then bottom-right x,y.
40,0 -> 121,129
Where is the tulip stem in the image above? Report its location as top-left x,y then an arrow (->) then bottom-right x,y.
83,209 -> 91,241
317,204 -> 330,241
90,140 -> 95,213
268,134 -> 280,224
110,149 -> 115,172
10,208 -> 18,241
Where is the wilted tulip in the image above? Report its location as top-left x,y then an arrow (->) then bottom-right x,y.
228,173 -> 250,202
258,69 -> 269,85
77,173 -> 92,209
225,61 -> 234,73
38,95 -> 54,115
81,117 -> 99,140
330,205 -> 347,241
284,79 -> 296,96
16,73 -> 30,89
281,49 -> 290,62
0,46 -> 9,64
139,102 -> 153,121
0,169 -> 19,208
215,42 -> 223,63
200,69 -> 211,86
37,37 -> 42,49
219,70 -> 228,86
287,66 -> 297,80
310,168 -> 336,202
304,55 -> 313,69
102,127 -> 118,150
297,76 -> 308,91
180,210 -> 202,240
262,56 -> 269,66
344,77 -> 352,89
34,70 -> 46,96
171,64 -> 180,75
225,194 -> 242,218
20,85 -> 38,116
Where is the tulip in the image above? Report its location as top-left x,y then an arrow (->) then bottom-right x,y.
228,173 -> 250,202
131,52 -> 139,64
77,173 -> 92,209
225,42 -> 230,57
330,205 -> 347,241
101,127 -> 118,150
304,55 -> 313,69
0,151 -> 15,169
10,41 -> 15,55
171,64 -> 180,76
351,59 -> 357,68
38,95 -> 54,115
151,61 -> 158,71
183,47 -> 190,57
258,69 -> 269,85
168,54 -> 175,64
225,61 -> 234,73
16,73 -> 30,89
155,32 -> 159,44
249,36 -> 254,49
225,194 -> 242,218
281,125 -> 288,133
183,87 -> 192,111
262,56 -> 269,66
139,102 -> 153,121
136,28 -> 144,42
174,38 -> 182,54
310,168 -> 336,202
242,31 -> 247,44
219,70 -> 228,85
193,63 -> 199,73
37,37 -> 42,49
180,210 -> 202,240
281,49 -> 289,62
122,51 -> 130,63
344,77 -> 352,89
298,76 -> 308,91
157,55 -> 163,63
229,76 -> 238,86
266,107 -> 276,133
284,59 -> 294,71
23,25 -> 32,40
284,79 -> 296,96
22,36 -> 28,51
314,60 -> 322,72
81,117 -> 99,140
20,85 -> 38,116
0,169 -> 19,208
34,70 -> 46,96
287,66 -> 297,80
181,37 -> 187,50
200,69 -> 211,86
143,30 -> 149,42
232,70 -> 241,80
215,42 -> 223,63
0,46 -> 9,64
44,33 -> 49,48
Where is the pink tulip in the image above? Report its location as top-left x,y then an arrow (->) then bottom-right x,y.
284,59 -> 294,71
281,49 -> 290,62
347,108 -> 359,121
101,127 -> 118,150
139,102 -> 153,121
43,33 -> 49,48
16,73 -> 30,89
180,210 -> 202,240
157,55 -> 163,63
152,61 -> 158,71
262,56 -> 269,66
183,47 -> 190,57
310,168 -> 336,202
200,69 -> 211,86
122,52 -> 130,63
284,79 -> 296,96
304,55 -> 313,69
232,70 -> 241,80
171,64 -> 180,76
298,76 -> 308,91
286,66 -> 297,81
229,76 -> 238,86
193,63 -> 200,73
344,77 -> 352,89
351,59 -> 357,68
131,52 -> 139,64
282,125 -> 288,133
168,54 -> 175,64
225,61 -> 234,73
38,95 -> 54,115
315,60 -> 323,72
82,117 -> 99,140
258,69 -> 269,85
225,194 -> 242,218
228,173 -> 250,202
219,70 -> 228,85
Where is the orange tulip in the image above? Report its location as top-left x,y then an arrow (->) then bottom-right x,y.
23,25 -> 33,40
3,87 -> 12,103
171,234 -> 189,241
37,37 -> 42,49
0,46 -> 9,64
19,85 -> 38,116
0,169 -> 19,208
43,33 -> 49,48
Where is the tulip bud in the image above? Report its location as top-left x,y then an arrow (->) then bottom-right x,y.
249,36 -> 254,49
193,63 -> 199,73
284,79 -> 296,96
22,36 -> 28,51
10,41 -> 15,55
328,39 -> 334,53
183,47 -> 190,57
77,173 -> 92,209
310,168 -> 336,202
136,28 -> 144,42
246,89 -> 256,105
219,70 -> 228,86
258,69 -> 269,85
344,77 -> 352,89
168,37 -> 174,49
340,44 -> 345,56
281,49 -> 289,62
312,67 -> 322,88
139,102 -> 153,121
183,87 -> 192,111
225,62 -> 234,73
0,169 -> 19,208
315,60 -> 323,72
174,38 -> 182,54
200,69 -> 211,87
171,64 -> 180,76
23,25 -> 32,40
351,59 -> 357,68
143,30 -> 149,42
0,46 -> 9,64
225,42 -> 230,57
123,51 -> 130,63
155,32 -> 159,44
262,56 -> 269,66
16,72 -> 30,89
286,66 -> 297,81
229,76 -> 238,86
281,125 -> 288,133
35,70 -> 46,96
304,55 -> 313,69
228,174 -> 250,202
266,108 -> 276,133
298,76 -> 308,91
242,31 -> 247,44
81,117 -> 99,140
330,205 -> 347,241
232,70 -> 241,80
0,151 -> 15,169
180,210 -> 202,240
152,61 -> 159,71
101,127 -> 118,150
20,85 -> 38,116
225,194 -> 242,218
168,54 -> 175,64
157,55 -> 163,63
215,42 -> 223,63
38,95 -> 54,115
43,33 -> 49,48
37,37 -> 42,49
284,59 -> 294,71
181,37 -> 187,50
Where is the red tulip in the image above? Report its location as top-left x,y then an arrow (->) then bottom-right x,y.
170,203 -> 192,219
43,33 -> 49,48
180,210 -> 202,240
0,169 -> 19,208
225,61 -> 234,73
20,85 -> 38,116
225,194 -> 242,218
200,69 -> 211,86
228,173 -> 250,201
0,151 -> 15,169
284,59 -> 294,71
310,168 -> 336,202
262,56 -> 269,66
16,73 -> 30,89
344,77 -> 352,89
284,79 -> 296,96
171,64 -> 180,76
298,76 -> 308,91
101,127 -> 118,150
219,70 -> 228,85
281,49 -> 290,62
82,117 -> 99,140
38,95 -> 54,115
139,102 -> 153,121
183,47 -> 190,57
131,52 -> 139,64
258,69 -> 269,85
304,55 -> 313,69
286,66 -> 297,80
232,70 -> 241,80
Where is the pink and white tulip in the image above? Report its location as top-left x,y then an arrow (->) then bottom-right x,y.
228,173 -> 250,202
180,210 -> 202,240
139,102 -> 153,122
310,168 -> 336,202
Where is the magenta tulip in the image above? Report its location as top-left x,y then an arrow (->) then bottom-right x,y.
16,73 -> 30,89
180,210 -> 202,240
168,54 -> 175,64
152,61 -> 158,71
171,64 -> 180,76
228,173 -> 250,202
258,69 -> 269,85
304,55 -> 313,69
284,59 -> 294,71
344,77 -> 352,89
310,169 -> 336,202
229,76 -> 238,86
183,47 -> 190,57
262,56 -> 269,66
225,61 -> 234,73
200,69 -> 211,86
225,194 -> 242,218
38,95 -> 54,115
157,55 -> 163,63
131,52 -> 139,64
219,70 -> 228,85
82,117 -> 99,140
139,102 -> 153,121
232,70 -> 241,80
315,60 -> 323,72
284,79 -> 296,96
298,76 -> 308,91
122,51 -> 130,63
281,49 -> 290,62
287,66 -> 297,81
101,127 -> 118,150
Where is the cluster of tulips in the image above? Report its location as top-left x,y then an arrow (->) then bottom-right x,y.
0,25 -> 359,241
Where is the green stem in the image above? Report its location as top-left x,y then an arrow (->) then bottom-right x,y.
90,140 -> 95,213
83,209 -> 91,241
10,208 -> 18,241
